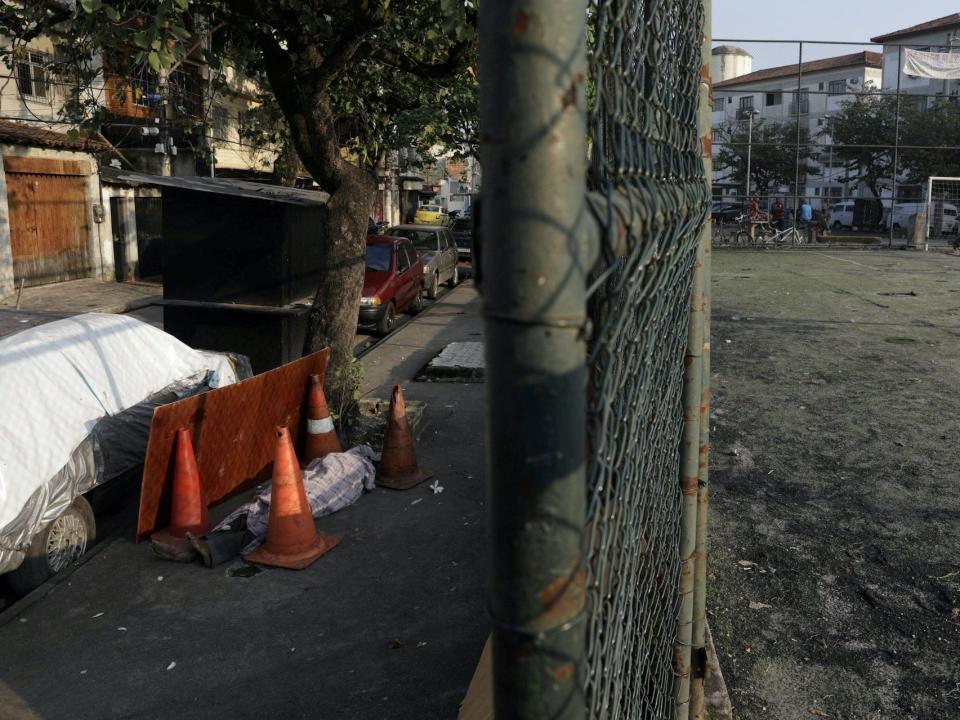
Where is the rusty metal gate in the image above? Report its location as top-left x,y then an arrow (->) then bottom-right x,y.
4,156 -> 92,286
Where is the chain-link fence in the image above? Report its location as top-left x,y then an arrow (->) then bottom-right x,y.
584,0 -> 709,718
481,0 -> 711,718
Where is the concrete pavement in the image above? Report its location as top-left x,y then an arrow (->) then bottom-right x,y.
0,279 -> 162,340
0,282 -> 488,720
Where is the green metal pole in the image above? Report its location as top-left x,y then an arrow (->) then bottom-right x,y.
480,1 -> 590,718
691,4 -> 713,718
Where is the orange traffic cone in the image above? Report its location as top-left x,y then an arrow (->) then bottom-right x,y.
150,428 -> 209,560
303,374 -> 341,462
245,426 -> 340,569
376,385 -> 433,490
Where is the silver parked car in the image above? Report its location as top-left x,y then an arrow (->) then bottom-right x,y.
387,224 -> 460,299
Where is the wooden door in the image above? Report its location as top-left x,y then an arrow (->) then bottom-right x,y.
4,157 -> 91,286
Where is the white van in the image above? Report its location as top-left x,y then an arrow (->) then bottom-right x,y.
828,201 -> 856,229
884,202 -> 959,235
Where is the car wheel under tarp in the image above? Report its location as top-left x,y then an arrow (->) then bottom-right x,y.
6,497 -> 96,595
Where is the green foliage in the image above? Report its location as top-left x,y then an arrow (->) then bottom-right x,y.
824,90 -> 898,199
715,118 -> 820,194
825,90 -> 960,195
898,99 -> 960,181
329,356 -> 364,430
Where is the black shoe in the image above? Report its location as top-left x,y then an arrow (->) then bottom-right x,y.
185,532 -> 213,568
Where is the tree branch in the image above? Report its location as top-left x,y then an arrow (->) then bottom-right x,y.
370,39 -> 473,80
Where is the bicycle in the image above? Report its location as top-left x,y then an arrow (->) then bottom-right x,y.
760,222 -> 807,246
733,215 -> 774,246
712,219 -> 737,246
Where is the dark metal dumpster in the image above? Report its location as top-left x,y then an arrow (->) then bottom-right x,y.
103,171 -> 329,372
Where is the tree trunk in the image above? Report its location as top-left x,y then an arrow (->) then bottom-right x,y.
303,165 -> 375,401
259,43 -> 376,403
271,142 -> 299,187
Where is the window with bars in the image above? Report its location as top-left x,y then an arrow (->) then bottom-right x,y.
791,89 -> 809,115
765,92 -> 782,106
713,96 -> 725,112
130,63 -> 159,107
739,95 -> 754,111
16,51 -> 50,101
828,80 -> 847,95
212,106 -> 231,143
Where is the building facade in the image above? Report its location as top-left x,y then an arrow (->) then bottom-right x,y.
711,50 -> 883,209
872,13 -> 960,105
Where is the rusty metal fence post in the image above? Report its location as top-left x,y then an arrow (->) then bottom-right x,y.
674,210 -> 706,720
480,0 -> 591,718
690,5 -> 714,718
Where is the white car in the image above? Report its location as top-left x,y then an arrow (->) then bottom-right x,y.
0,314 -> 249,594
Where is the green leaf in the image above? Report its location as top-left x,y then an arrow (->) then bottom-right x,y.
132,31 -> 149,48
147,51 -> 160,73
104,5 -> 120,21
79,0 -> 102,12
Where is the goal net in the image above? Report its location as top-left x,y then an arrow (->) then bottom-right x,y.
924,177 -> 960,245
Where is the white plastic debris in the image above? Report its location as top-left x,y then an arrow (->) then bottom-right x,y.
166,661 -> 176,671
92,612 -> 104,618
429,480 -> 444,495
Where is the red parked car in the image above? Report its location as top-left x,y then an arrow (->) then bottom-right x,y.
359,235 -> 424,335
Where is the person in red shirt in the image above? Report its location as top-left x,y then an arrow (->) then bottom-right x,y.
771,198 -> 785,230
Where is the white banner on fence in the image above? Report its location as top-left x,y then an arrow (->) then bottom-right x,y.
903,48 -> 960,80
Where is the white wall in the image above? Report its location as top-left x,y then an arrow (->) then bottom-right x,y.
880,27 -> 960,96
711,52 -> 752,84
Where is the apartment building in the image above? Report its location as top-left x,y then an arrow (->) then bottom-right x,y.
711,49 -> 882,208
871,13 -> 960,106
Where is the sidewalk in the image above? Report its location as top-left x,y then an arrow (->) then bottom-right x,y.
0,282 -> 487,720
0,278 -> 161,339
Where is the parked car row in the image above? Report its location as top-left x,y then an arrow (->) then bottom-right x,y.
359,220 -> 472,336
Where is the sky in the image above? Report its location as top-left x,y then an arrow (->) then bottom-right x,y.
713,1 -> 960,71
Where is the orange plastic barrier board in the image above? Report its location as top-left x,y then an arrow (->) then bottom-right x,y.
136,349 -> 329,540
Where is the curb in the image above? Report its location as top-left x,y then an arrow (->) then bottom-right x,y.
355,279 -> 473,361
704,622 -> 734,720
98,294 -> 163,315
0,532 -> 121,628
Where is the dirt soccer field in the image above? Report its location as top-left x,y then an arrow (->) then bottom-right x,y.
708,249 -> 960,720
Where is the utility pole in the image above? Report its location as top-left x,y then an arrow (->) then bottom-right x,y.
744,109 -> 758,199
157,68 -> 176,176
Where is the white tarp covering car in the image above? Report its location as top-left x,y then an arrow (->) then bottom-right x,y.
0,313 -> 247,592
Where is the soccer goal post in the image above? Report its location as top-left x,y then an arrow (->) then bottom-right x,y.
924,177 -> 960,246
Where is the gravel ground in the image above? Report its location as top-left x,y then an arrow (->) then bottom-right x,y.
708,249 -> 960,720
